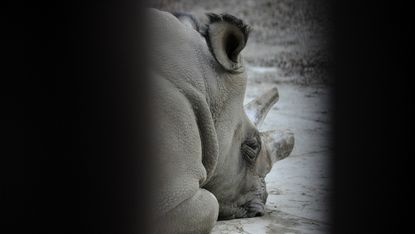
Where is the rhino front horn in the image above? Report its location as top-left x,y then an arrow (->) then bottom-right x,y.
244,87 -> 279,128
261,129 -> 294,164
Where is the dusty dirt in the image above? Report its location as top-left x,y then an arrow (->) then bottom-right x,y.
151,0 -> 332,233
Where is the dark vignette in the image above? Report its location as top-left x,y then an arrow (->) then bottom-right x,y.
332,1 -> 412,233
2,1 -> 412,233
2,1 -> 153,233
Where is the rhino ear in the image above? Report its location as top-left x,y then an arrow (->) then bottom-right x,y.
204,13 -> 251,72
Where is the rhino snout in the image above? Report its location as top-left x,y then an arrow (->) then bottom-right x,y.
243,177 -> 268,217
244,198 -> 266,217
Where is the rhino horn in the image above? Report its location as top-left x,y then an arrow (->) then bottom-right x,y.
261,129 -> 294,164
244,87 -> 279,127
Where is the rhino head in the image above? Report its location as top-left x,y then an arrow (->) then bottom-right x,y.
149,9 -> 294,224
204,86 -> 295,220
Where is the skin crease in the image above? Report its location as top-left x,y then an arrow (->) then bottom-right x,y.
148,9 -> 294,233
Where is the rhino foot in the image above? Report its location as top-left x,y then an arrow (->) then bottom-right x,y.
156,188 -> 219,234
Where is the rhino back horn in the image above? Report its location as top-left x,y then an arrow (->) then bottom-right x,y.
244,87 -> 279,127
261,129 -> 294,164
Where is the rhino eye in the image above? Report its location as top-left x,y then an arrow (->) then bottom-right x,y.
241,137 -> 261,163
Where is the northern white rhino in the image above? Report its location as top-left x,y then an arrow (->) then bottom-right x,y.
148,9 -> 294,233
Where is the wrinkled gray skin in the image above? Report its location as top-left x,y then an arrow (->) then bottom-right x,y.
148,9 -> 294,233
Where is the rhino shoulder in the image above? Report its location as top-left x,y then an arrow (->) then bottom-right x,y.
153,75 -> 219,212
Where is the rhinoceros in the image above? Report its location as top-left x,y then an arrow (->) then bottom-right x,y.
148,9 -> 294,233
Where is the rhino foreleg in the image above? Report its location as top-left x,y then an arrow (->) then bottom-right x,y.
156,189 -> 219,234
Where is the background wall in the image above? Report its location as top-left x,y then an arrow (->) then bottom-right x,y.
153,0 -> 331,85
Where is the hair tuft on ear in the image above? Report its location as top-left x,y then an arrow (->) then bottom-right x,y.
202,13 -> 252,72
205,13 -> 251,43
